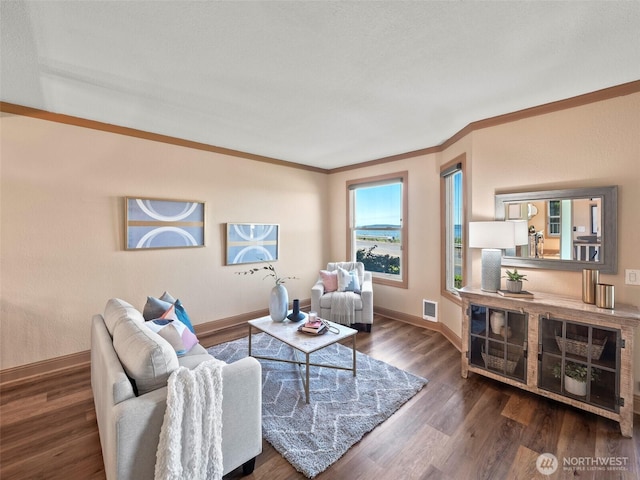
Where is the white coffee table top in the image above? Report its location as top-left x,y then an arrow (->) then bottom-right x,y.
248,315 -> 357,354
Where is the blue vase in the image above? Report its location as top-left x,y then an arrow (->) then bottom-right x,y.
269,284 -> 288,322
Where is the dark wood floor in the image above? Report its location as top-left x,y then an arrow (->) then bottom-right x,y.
1,316 -> 639,479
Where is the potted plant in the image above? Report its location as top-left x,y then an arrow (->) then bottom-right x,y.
503,269 -> 527,293
552,362 -> 600,396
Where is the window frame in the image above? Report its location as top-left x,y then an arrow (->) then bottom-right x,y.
346,171 -> 408,288
548,200 -> 561,236
440,155 -> 466,303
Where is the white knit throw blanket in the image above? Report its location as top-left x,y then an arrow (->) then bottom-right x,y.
155,359 -> 225,480
330,292 -> 356,325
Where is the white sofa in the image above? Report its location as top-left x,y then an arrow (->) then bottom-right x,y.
91,298 -> 262,480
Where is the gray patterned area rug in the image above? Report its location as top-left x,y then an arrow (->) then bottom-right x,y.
208,333 -> 428,478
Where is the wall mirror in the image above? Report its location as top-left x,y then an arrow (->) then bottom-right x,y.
495,186 -> 618,273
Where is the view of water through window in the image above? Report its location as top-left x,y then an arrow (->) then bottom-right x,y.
353,182 -> 402,276
452,171 -> 463,287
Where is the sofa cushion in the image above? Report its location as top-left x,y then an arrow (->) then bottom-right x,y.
178,344 -> 217,370
327,262 -> 365,286
146,319 -> 188,357
103,298 -> 145,335
143,295 -> 195,333
319,270 -> 338,292
142,296 -> 172,321
160,291 -> 176,303
173,299 -> 195,333
144,306 -> 199,356
337,267 -> 361,293
112,316 -> 179,395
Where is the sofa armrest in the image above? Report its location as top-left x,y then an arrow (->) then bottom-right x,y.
360,273 -> 373,297
311,277 -> 325,313
108,356 -> 262,480
219,356 -> 262,474
111,387 -> 168,480
360,273 -> 373,323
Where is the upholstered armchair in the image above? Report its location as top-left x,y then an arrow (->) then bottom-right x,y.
311,261 -> 373,331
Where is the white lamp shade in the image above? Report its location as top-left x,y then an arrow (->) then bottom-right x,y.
468,221 -> 516,249
511,220 -> 529,246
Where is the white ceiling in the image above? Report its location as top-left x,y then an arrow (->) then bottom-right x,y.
2,1 -> 639,170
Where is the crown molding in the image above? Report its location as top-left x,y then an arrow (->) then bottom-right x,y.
3,79 -> 638,174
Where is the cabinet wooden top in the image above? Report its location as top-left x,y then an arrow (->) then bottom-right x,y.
459,287 -> 640,326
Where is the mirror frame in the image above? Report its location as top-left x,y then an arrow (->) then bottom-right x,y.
495,186 -> 618,274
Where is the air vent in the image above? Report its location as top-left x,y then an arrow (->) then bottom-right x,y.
423,300 -> 438,322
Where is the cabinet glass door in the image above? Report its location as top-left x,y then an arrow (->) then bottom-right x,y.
538,317 -> 619,411
468,304 -> 527,383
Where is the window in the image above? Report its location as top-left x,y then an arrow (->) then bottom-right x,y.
548,200 -> 561,236
440,156 -> 465,298
347,172 -> 408,287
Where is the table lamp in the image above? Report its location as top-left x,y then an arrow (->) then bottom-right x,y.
468,221 -> 516,292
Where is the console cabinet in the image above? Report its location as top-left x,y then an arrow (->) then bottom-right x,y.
459,287 -> 640,437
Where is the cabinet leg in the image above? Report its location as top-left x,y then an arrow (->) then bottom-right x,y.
461,362 -> 469,379
620,420 -> 633,438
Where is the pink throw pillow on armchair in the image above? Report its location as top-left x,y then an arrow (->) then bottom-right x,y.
320,270 -> 338,292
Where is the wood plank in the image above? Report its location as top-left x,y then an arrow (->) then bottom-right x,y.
501,389 -> 538,426
505,445 -> 544,480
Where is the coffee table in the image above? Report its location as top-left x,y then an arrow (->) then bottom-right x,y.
248,315 -> 357,403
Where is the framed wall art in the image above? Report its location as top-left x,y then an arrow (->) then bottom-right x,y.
226,223 -> 279,265
125,197 -> 205,250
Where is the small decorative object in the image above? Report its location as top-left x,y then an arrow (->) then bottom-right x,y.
552,362 -> 600,397
497,289 -> 534,299
503,269 -> 527,293
490,310 -> 505,334
126,197 -> 205,250
499,325 -> 512,339
269,284 -> 288,322
236,262 -> 298,322
287,299 -> 306,322
298,318 -> 328,335
481,345 -> 520,374
595,283 -> 615,309
581,268 -> 599,304
555,332 -> 607,360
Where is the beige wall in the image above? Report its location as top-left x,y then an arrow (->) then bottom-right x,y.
468,93 -> 640,301
327,92 -> 640,393
2,92 -> 639,393
1,114 -> 328,369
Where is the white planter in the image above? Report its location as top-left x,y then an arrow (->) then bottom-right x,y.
564,375 -> 587,396
269,284 -> 288,322
506,279 -> 523,293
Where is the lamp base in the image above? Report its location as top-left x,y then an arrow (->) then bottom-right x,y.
481,249 -> 502,293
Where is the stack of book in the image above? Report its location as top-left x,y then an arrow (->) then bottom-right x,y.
497,289 -> 534,299
298,319 -> 327,335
